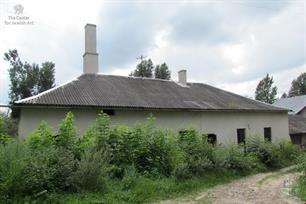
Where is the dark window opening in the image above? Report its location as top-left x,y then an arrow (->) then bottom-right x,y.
207,134 -> 217,145
264,127 -> 272,142
103,109 -> 115,116
237,128 -> 246,145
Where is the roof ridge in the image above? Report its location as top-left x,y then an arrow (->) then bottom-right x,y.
85,73 -> 176,83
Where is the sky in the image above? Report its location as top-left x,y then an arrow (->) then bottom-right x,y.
0,0 -> 305,106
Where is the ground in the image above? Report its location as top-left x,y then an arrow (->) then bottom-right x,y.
158,167 -> 303,204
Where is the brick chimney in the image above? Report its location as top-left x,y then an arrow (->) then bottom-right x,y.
83,24 -> 99,74
178,69 -> 187,86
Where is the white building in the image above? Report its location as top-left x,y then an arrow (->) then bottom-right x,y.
15,24 -> 289,144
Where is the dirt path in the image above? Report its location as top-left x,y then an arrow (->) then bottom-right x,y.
158,167 -> 304,204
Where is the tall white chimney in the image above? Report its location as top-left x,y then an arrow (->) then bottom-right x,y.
178,69 -> 187,86
83,24 -> 99,74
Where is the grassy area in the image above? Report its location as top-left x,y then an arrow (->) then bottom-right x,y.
293,177 -> 306,201
26,171 -> 241,204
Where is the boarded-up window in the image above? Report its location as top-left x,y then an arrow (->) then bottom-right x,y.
264,127 -> 272,142
207,134 -> 217,145
237,128 -> 246,145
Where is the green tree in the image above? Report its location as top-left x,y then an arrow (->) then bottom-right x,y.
288,72 -> 306,97
155,63 -> 171,80
4,49 -> 55,103
4,49 -> 55,118
255,74 -> 277,104
130,56 -> 154,78
38,62 -> 56,93
0,113 -> 17,137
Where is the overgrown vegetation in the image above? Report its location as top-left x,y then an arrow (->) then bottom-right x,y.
294,153 -> 306,201
0,112 -> 302,203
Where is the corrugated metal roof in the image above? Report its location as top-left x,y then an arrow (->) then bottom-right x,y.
14,74 -> 286,112
274,95 -> 306,114
289,115 -> 306,134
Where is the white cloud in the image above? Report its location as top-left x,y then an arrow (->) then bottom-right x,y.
0,0 -> 304,104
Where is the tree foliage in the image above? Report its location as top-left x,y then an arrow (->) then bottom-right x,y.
130,56 -> 171,80
255,74 -> 277,104
155,63 -> 171,80
0,113 -> 17,138
288,72 -> 306,97
4,49 -> 55,104
130,57 -> 154,78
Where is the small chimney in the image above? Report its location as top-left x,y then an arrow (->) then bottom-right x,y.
83,24 -> 99,74
178,69 -> 187,86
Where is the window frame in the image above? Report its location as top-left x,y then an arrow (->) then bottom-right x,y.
264,127 -> 272,142
207,134 -> 217,145
237,128 -> 246,145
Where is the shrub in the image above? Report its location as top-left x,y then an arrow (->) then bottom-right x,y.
28,121 -> 54,149
0,113 -> 18,137
278,141 -> 303,166
0,115 -> 12,144
121,165 -> 138,190
131,120 -> 176,177
297,153 -> 306,175
24,146 -> 78,194
0,139 -> 78,201
213,145 -> 263,174
93,112 -> 111,150
71,147 -> 108,192
76,124 -> 97,153
174,128 -> 214,179
0,140 -> 29,200
56,112 -> 78,151
247,137 -> 302,169
86,113 -> 177,178
246,136 -> 282,169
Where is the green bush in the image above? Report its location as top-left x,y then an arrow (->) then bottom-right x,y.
278,141 -> 303,166
130,117 -> 177,177
0,115 -> 13,144
56,112 -> 78,151
246,136 -> 282,169
71,147 -> 108,192
0,140 -> 28,200
24,146 -> 78,194
0,113 -> 18,137
28,121 -> 54,149
89,114 -> 177,177
297,153 -> 306,175
213,145 -> 264,174
174,128 -> 214,179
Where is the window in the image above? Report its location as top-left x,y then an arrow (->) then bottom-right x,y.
103,109 -> 115,116
207,134 -> 217,145
237,128 -> 246,145
264,127 -> 272,142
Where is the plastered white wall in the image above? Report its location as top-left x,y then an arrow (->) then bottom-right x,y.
18,107 -> 289,144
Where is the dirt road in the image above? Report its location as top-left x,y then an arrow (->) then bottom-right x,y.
158,167 -> 304,204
